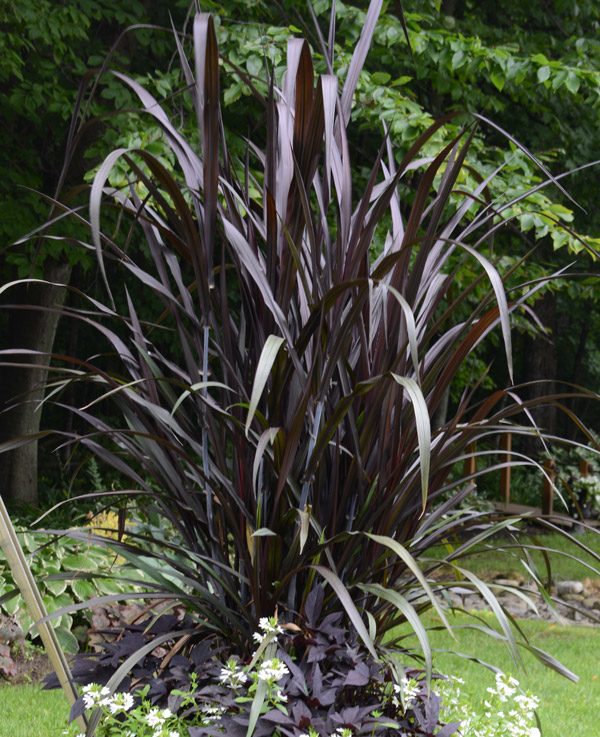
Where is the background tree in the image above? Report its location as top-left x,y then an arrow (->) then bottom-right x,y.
1,0 -> 598,508
0,0 -> 188,506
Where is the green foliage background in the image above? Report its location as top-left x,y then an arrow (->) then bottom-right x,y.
1,0 -> 599,502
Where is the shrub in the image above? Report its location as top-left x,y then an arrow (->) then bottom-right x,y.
549,440 -> 600,519
3,0 -> 599,733
0,522 -> 141,654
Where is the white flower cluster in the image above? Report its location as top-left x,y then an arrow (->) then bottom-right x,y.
81,684 -> 135,714
219,658 -> 249,689
81,683 -> 111,709
392,674 -> 420,710
488,672 -> 519,702
253,616 -> 284,645
72,686 -> 184,737
146,707 -> 173,728
514,693 -> 540,713
578,473 -> 600,493
257,657 -> 289,682
144,707 -> 182,737
108,691 -> 135,714
435,675 -> 464,713
199,703 -> 226,724
437,671 -> 541,737
298,728 -> 352,737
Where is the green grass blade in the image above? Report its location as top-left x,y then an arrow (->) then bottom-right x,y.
314,565 -> 378,660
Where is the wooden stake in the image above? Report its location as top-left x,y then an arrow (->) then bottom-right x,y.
463,442 -> 477,483
542,459 -> 556,516
0,495 -> 86,731
500,433 -> 512,505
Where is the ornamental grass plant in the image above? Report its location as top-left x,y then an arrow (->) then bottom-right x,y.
2,1 -> 600,735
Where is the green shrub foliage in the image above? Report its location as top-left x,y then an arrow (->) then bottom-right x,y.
0,523 -> 139,654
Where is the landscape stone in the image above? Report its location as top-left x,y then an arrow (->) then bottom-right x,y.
494,578 -> 522,588
562,593 -> 585,602
557,580 -> 584,596
447,575 -> 600,626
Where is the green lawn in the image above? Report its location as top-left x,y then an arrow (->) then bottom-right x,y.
423,612 -> 600,737
432,529 -> 600,582
0,683 -> 70,737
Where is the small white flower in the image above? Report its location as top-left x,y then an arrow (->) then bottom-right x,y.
515,693 -> 539,712
219,659 -> 249,689
252,615 -> 283,646
81,683 -> 111,709
82,694 -> 94,709
146,708 -> 164,727
257,657 -> 289,682
258,616 -> 283,636
393,675 -> 419,710
201,703 -> 226,724
169,732 -> 180,737
107,691 -> 135,714
274,687 -> 287,702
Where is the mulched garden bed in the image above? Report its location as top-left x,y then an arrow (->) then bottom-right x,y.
0,645 -> 53,684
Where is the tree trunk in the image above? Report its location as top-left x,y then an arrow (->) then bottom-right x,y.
441,0 -> 458,16
0,261 -> 71,507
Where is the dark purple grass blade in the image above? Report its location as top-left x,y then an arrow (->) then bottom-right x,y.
340,0 -> 383,125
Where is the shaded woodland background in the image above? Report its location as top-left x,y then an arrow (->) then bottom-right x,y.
1,0 -> 598,508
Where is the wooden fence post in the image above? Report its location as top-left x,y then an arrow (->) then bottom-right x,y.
542,459 -> 556,516
500,433 -> 512,506
464,442 -> 476,485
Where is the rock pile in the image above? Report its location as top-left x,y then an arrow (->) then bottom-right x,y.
447,575 -> 600,625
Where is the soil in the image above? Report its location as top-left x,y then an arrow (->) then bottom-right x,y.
0,648 -> 53,685
0,602 -> 148,686
2,574 -> 598,690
